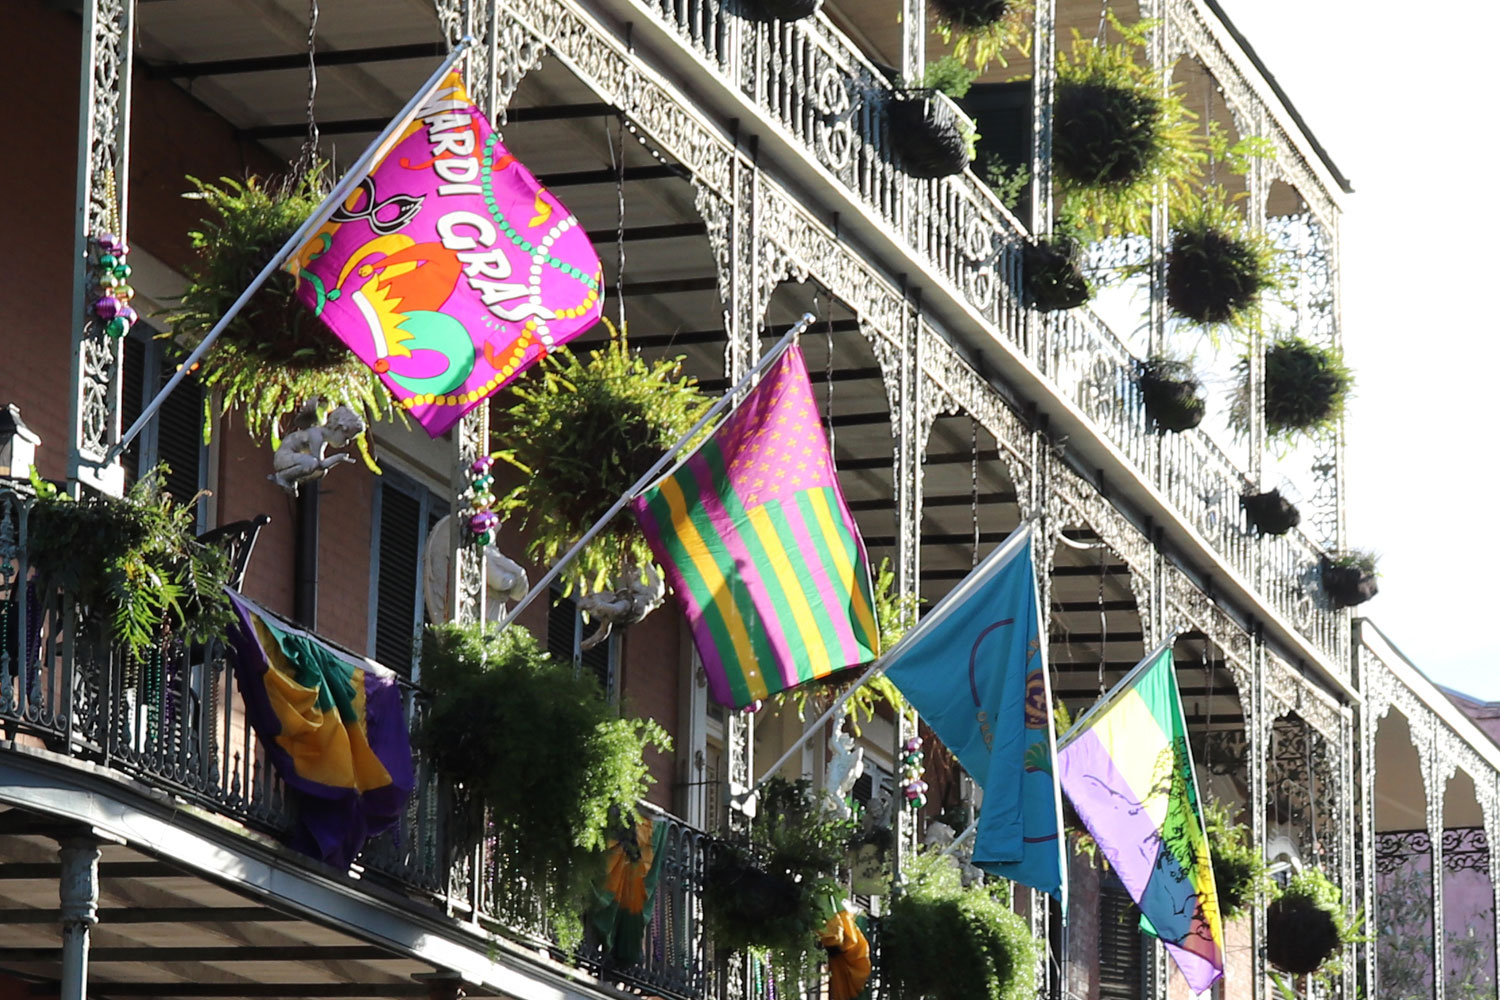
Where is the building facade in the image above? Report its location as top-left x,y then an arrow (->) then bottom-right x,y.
0,1 -> 1495,1000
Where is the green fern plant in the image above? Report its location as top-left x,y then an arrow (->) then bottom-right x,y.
169,172 -> 392,444
1053,17 -> 1203,236
929,0 -> 1033,71
418,621 -> 670,947
1201,800 -> 1269,922
1231,335 -> 1353,443
1166,187 -> 1282,332
493,320 -> 711,596
26,466 -> 233,660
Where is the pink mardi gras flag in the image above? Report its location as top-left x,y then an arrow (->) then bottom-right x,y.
291,70 -> 604,437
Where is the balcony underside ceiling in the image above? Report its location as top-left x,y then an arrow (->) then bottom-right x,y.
0,808 -> 450,1000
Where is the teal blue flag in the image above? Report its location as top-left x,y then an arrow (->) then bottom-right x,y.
882,524 -> 1065,904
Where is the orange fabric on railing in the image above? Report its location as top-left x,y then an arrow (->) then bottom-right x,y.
818,909 -> 871,1000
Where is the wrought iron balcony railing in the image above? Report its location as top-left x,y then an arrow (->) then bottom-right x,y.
0,484 -> 709,1000
630,0 -> 1349,674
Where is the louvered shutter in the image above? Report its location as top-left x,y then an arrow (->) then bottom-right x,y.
1098,878 -> 1145,1000
154,368 -> 203,507
374,485 -> 422,673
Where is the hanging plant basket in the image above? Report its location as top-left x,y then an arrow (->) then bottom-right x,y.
418,622 -> 670,947
1241,489 -> 1300,537
888,90 -> 973,180
1135,358 -> 1206,433
1264,869 -> 1358,976
881,850 -> 1038,1000
24,467 -> 233,660
1261,337 -> 1353,440
1021,236 -> 1091,312
1166,190 -> 1280,329
1052,17 -> 1202,236
703,779 -> 853,980
739,0 -> 822,21
1201,801 -> 1269,923
170,173 -> 392,443
1321,552 -> 1378,609
494,321 -> 710,597
928,0 -> 1028,71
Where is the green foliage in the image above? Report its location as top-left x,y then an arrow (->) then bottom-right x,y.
978,154 -> 1030,214
418,622 -> 670,946
1330,549 -> 1378,575
921,56 -> 980,99
493,321 -> 711,595
26,466 -> 233,660
1053,17 -> 1203,237
1232,336 -> 1354,442
1201,800 -> 1269,922
169,173 -> 392,444
1265,867 -> 1364,978
882,850 -> 1038,1000
1135,357 -> 1206,433
929,0 -> 1033,71
1165,188 -> 1282,332
705,778 -> 855,984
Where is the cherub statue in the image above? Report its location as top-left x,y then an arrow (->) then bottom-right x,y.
576,563 -> 666,650
824,724 -> 864,819
269,401 -> 366,496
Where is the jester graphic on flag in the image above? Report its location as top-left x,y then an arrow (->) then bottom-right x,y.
631,346 -> 881,708
292,70 -> 604,437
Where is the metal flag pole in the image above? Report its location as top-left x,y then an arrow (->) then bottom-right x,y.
495,313 -> 817,632
742,519 -> 1038,804
103,37 -> 475,466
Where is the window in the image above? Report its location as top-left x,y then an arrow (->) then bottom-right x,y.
851,761 -> 895,814
1098,876 -> 1146,1000
547,584 -> 617,699
369,471 -> 446,674
119,331 -> 205,520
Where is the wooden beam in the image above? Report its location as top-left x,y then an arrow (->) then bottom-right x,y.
0,862 -> 180,880
80,984 -> 422,998
145,44 -> 447,80
0,908 -> 297,924
582,222 -> 706,244
238,103 -> 616,141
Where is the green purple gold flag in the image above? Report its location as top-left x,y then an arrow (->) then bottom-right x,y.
630,345 -> 880,707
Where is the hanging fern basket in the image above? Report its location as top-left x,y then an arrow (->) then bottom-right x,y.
1262,337 -> 1353,439
1021,236 -> 1091,312
929,0 -> 1012,28
1165,196 -> 1278,328
1322,554 -> 1378,609
171,173 -> 392,443
1054,80 -> 1163,188
881,851 -> 1037,1000
1241,489 -> 1300,537
494,322 -> 710,596
1265,891 -> 1342,974
888,90 -> 972,179
739,0 -> 822,21
1136,359 -> 1205,433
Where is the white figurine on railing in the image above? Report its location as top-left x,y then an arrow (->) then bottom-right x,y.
576,563 -> 666,650
269,402 -> 366,496
824,725 -> 865,819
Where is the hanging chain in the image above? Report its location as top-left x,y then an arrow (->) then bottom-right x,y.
296,0 -> 320,176
1095,0 -> 1110,43
824,300 -> 835,449
1206,77 -> 1217,189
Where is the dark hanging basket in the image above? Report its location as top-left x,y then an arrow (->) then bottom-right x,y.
1321,556 -> 1378,609
739,0 -> 823,22
1021,237 -> 1091,313
1136,359 -> 1206,433
888,90 -> 971,179
929,0 -> 1012,28
1241,489 -> 1300,537
1053,79 -> 1163,189
1263,338 -> 1353,438
1165,224 -> 1271,326
1265,893 -> 1343,975
703,848 -> 808,952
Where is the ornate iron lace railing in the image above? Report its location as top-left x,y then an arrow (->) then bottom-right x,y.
0,483 -> 708,1000
633,0 -> 1349,673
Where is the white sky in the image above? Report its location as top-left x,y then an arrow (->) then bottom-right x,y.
1218,1 -> 1500,698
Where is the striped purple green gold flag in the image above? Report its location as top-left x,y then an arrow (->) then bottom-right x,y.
1057,647 -> 1225,993
630,345 -> 880,708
